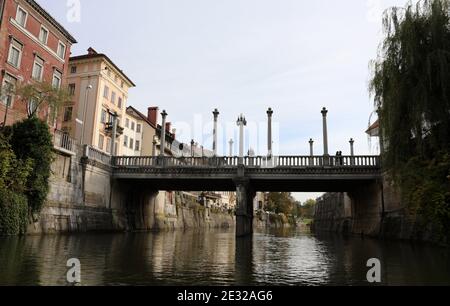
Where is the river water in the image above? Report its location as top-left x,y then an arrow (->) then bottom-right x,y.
0,229 -> 449,286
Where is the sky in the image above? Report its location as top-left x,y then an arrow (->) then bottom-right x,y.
38,0 -> 410,202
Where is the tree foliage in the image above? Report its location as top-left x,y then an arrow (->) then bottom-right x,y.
14,81 -> 70,120
370,0 -> 450,243
300,199 -> 317,219
0,134 -> 32,235
9,118 -> 54,214
370,0 -> 450,173
266,192 -> 299,216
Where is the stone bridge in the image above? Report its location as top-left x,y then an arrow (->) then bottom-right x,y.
100,152 -> 382,237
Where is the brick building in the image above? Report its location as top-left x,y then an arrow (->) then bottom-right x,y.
0,0 -> 76,127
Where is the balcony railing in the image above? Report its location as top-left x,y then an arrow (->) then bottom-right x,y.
53,130 -> 76,155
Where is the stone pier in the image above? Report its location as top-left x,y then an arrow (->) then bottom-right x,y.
234,177 -> 255,237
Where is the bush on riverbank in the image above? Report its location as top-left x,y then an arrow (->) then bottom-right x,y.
9,118 -> 54,215
0,118 -> 53,235
0,133 -> 32,235
0,191 -> 28,235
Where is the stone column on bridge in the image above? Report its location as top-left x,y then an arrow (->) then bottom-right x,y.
229,139 -> 234,157
213,109 -> 220,156
321,107 -> 329,165
267,108 -> 273,158
349,138 -> 355,165
160,110 -> 168,157
191,139 -> 195,157
234,179 -> 255,237
309,138 -> 314,156
349,138 -> 355,156
237,114 -> 247,165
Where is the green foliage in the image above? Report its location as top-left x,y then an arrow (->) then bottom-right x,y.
14,81 -> 71,120
399,152 -> 450,240
371,0 -> 450,173
0,134 -> 32,235
370,0 -> 450,243
266,192 -> 299,216
300,199 -> 317,219
0,190 -> 28,235
10,118 -> 54,214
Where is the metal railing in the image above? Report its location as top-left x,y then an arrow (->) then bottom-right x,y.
53,130 -> 76,154
112,155 -> 381,169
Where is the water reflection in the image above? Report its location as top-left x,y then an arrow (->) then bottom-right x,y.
0,229 -> 449,286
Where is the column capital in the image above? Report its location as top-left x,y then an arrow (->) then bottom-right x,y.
161,110 -> 168,118
213,108 -> 220,118
349,138 -> 355,145
321,107 -> 328,116
267,107 -> 274,117
309,138 -> 314,144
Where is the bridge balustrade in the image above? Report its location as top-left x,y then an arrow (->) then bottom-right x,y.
111,155 -> 381,169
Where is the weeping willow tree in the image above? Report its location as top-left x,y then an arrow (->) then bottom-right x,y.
371,0 -> 450,169
370,0 -> 450,243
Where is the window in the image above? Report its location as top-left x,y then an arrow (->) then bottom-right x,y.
32,57 -> 44,81
27,98 -> 38,117
16,6 -> 27,27
98,134 -> 104,150
39,26 -> 49,44
136,124 -> 141,133
106,138 -> 112,154
70,66 -> 77,74
68,84 -> 76,96
111,91 -> 116,104
129,138 -> 134,150
118,97 -> 122,109
125,118 -> 129,128
101,109 -> 107,123
124,135 -> 128,147
103,86 -> 109,99
131,121 -> 135,131
135,140 -> 140,151
7,39 -> 23,68
52,70 -> 62,89
1,74 -> 17,108
57,41 -> 66,59
63,107 -> 73,122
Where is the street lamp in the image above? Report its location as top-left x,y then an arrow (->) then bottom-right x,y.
80,84 -> 93,145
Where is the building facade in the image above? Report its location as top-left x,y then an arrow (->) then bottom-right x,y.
0,0 -> 76,126
122,107 -> 145,156
63,48 -> 135,155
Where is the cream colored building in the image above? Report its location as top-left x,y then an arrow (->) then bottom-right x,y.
62,47 -> 135,155
122,107 -> 145,156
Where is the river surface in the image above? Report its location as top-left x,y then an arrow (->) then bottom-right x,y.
0,229 -> 449,286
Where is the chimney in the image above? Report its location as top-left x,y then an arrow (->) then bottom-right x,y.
147,106 -> 158,127
165,122 -> 172,134
87,47 -> 97,55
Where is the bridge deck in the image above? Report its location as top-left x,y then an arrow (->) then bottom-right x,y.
106,155 -> 382,192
